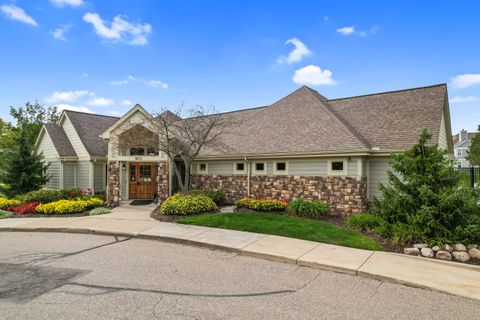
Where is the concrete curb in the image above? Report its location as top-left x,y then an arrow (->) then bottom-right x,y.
1,223 -> 480,302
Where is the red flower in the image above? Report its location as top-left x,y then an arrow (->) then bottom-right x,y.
7,202 -> 41,215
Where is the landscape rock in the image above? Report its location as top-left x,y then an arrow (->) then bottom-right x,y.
468,248 -> 480,259
454,244 -> 467,252
431,245 -> 441,252
452,251 -> 470,262
420,247 -> 434,258
413,243 -> 427,249
444,244 -> 453,252
435,251 -> 452,261
404,248 -> 420,256
467,244 -> 479,250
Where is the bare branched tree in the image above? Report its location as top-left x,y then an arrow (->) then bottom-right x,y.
116,106 -> 237,192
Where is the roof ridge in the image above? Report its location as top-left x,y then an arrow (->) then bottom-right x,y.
304,87 -> 371,149
63,109 -> 120,119
327,83 -> 447,102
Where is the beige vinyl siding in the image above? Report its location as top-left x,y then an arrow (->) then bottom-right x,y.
76,161 -> 91,189
94,163 -> 106,192
438,113 -> 448,150
37,131 -> 59,159
368,158 -> 392,199
45,161 -> 61,189
193,158 -> 362,177
62,116 -> 89,158
63,162 -> 76,189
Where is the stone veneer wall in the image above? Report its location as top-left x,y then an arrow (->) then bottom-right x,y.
157,161 -> 169,200
107,161 -> 120,206
190,174 -> 368,215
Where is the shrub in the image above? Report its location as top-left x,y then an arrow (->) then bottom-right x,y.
161,194 -> 217,215
89,207 -> 111,216
83,198 -> 104,210
7,202 -> 40,215
454,224 -> 480,245
286,199 -> 329,218
248,199 -> 287,212
0,198 -> 20,210
234,197 -> 253,208
191,189 -> 227,205
371,129 -> 480,243
21,189 -> 63,203
0,210 -> 12,219
347,214 -> 386,232
35,198 -> 103,215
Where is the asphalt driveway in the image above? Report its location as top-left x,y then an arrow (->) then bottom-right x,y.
0,232 -> 478,320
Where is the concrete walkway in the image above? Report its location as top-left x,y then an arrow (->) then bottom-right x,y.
1,203 -> 479,302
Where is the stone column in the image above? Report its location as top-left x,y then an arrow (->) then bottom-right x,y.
107,161 -> 120,206
157,161 -> 169,200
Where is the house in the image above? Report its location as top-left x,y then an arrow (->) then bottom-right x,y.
36,83 -> 453,214
452,129 -> 477,167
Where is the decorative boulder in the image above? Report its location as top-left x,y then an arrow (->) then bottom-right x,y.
454,244 -> 467,252
468,248 -> 480,260
421,247 -> 434,258
444,244 -> 453,252
467,244 -> 479,250
452,251 -> 470,262
435,251 -> 452,261
404,248 -> 420,256
413,243 -> 427,249
431,245 -> 441,252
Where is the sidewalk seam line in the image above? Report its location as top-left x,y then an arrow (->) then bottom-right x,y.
295,244 -> 321,264
356,251 -> 375,274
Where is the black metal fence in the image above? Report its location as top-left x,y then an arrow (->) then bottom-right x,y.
455,167 -> 480,188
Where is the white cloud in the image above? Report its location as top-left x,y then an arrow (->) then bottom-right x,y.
276,38 -> 312,64
51,25 -> 71,41
107,110 -> 122,116
121,99 -> 132,106
81,73 -> 88,78
449,96 -> 478,104
450,74 -> 480,89
148,80 -> 168,89
293,65 -> 336,86
46,90 -> 92,103
83,12 -> 152,45
337,25 -> 378,37
110,79 -> 129,85
0,4 -> 38,26
337,26 -> 355,35
56,104 -> 95,114
50,0 -> 84,7
87,97 -> 114,107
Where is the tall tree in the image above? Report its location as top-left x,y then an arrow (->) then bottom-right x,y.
467,125 -> 480,166
10,101 -> 59,145
1,129 -> 49,196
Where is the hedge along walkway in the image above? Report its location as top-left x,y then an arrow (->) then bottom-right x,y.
178,213 -> 383,251
1,204 -> 480,301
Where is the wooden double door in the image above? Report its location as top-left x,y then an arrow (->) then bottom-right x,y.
128,163 -> 158,199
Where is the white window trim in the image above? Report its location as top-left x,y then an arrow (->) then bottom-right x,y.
197,163 -> 208,174
327,159 -> 348,176
273,161 -> 289,175
233,162 -> 246,175
253,162 -> 267,175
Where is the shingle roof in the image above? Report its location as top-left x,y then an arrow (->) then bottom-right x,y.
64,111 -> 119,157
196,84 -> 448,157
44,124 -> 77,157
452,132 -> 476,145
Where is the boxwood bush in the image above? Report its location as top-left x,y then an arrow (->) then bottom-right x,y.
190,189 -> 227,205
247,199 -> 287,211
161,194 -> 217,215
286,198 -> 329,218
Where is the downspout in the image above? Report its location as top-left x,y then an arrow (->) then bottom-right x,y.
245,155 -> 250,197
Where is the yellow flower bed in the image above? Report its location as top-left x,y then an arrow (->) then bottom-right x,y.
161,194 -> 217,215
0,198 -> 20,210
36,198 -> 104,215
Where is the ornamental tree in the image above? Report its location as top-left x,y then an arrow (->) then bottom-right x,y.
371,129 -> 480,243
467,125 -> 480,166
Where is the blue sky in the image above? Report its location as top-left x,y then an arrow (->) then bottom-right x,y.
0,0 -> 479,133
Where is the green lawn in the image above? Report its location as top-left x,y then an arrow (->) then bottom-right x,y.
178,212 -> 384,251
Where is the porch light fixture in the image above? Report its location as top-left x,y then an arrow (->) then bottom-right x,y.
122,163 -> 126,171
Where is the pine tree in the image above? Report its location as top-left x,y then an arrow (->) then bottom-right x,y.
467,125 -> 480,166
1,130 -> 49,196
372,129 -> 479,243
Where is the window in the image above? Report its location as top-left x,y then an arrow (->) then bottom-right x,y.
130,147 -> 145,156
327,159 -> 347,175
457,149 -> 462,157
129,165 -> 136,181
253,162 -> 266,174
457,161 -> 462,168
273,161 -> 288,174
139,165 -> 152,182
234,162 -> 246,174
198,163 -> 208,174
146,147 -> 159,156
